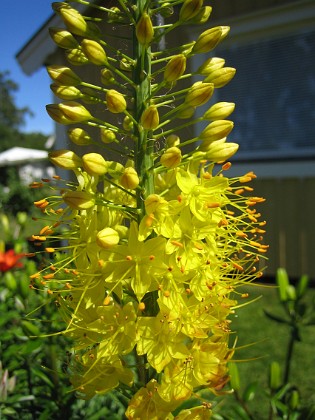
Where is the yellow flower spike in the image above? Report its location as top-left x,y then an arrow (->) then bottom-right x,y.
204,67 -> 236,88
141,105 -> 159,129
62,190 -> 95,210
96,227 -> 120,249
65,47 -> 89,66
49,149 -> 82,169
203,102 -> 235,121
58,101 -> 93,123
100,68 -> 115,85
197,56 -> 225,75
179,0 -> 204,22
46,65 -> 82,86
192,26 -> 229,54
50,83 -> 82,100
164,54 -> 187,83
106,89 -> 127,113
100,128 -> 117,143
199,120 -> 234,143
184,82 -> 214,107
120,167 -> 140,190
81,39 -> 107,65
49,27 -> 79,49
136,12 -> 154,46
160,147 -> 182,169
68,127 -> 92,146
82,153 -> 108,176
205,140 -> 239,162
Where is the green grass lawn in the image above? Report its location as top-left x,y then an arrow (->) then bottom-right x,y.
214,283 -> 315,417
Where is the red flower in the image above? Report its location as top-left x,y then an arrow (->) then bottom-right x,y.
0,249 -> 25,273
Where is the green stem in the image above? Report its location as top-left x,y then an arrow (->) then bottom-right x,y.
283,324 -> 297,383
133,1 -> 155,222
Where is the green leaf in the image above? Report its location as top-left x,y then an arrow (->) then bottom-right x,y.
231,405 -> 251,420
263,309 -> 289,324
30,367 -> 54,388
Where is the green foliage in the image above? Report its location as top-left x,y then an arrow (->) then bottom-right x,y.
0,215 -> 127,419
211,270 -> 315,419
0,168 -> 49,216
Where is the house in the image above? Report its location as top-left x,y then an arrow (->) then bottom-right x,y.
17,0 -> 315,279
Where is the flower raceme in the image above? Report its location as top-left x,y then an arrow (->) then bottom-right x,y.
29,0 -> 268,418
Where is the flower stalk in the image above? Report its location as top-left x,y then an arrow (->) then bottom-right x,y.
29,0 -> 267,418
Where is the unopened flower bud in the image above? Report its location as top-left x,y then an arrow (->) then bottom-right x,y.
47,65 -> 81,86
141,105 -> 159,130
199,120 -> 234,142
164,54 -> 186,82
120,58 -> 134,72
192,26 -> 229,54
204,67 -> 236,88
58,101 -> 93,122
100,69 -> 115,85
197,57 -> 225,75
53,2 -> 100,38
136,12 -> 154,46
123,116 -> 133,131
101,128 -> 116,143
179,0 -> 203,21
160,147 -> 182,168
184,82 -> 214,107
50,83 -> 82,100
106,90 -> 127,113
81,39 -> 107,65
203,102 -> 235,120
120,167 -> 139,189
160,3 -> 174,17
166,134 -> 180,147
108,7 -> 125,23
49,27 -> 79,49
145,194 -> 168,215
68,128 -> 92,145
49,149 -> 82,169
46,104 -> 76,124
190,6 -> 212,24
63,190 -> 95,210
206,140 -> 239,162
176,106 -> 195,119
96,227 -> 120,249
82,153 -> 107,176
65,48 -> 89,66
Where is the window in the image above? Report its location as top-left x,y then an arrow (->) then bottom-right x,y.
192,2 -> 315,161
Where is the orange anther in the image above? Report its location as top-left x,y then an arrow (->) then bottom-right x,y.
43,273 -> 55,279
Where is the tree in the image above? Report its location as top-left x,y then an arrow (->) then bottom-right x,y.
0,70 -> 48,152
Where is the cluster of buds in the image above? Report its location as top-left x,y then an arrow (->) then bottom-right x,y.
30,0 -> 267,418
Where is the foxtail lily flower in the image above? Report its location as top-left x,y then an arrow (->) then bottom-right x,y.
29,0 -> 267,418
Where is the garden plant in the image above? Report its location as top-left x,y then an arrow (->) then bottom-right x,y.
26,0 -> 270,418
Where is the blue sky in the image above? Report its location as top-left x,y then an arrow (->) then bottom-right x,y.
1,0 -> 54,134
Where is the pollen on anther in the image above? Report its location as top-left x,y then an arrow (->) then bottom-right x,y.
126,255 -> 133,261
149,255 -> 155,260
